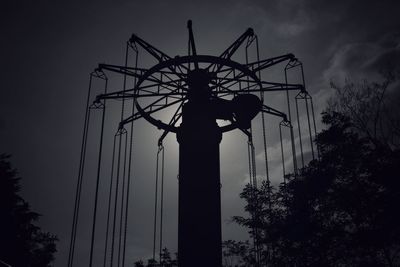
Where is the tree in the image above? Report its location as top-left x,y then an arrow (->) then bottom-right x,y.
160,247 -> 178,267
234,111 -> 400,266
0,154 -> 58,267
222,240 -> 252,267
133,248 -> 178,267
134,260 -> 145,267
329,71 -> 400,149
232,71 -> 400,266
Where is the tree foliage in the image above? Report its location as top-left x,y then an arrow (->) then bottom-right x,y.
329,72 -> 400,149
133,247 -> 178,267
233,73 -> 400,266
234,110 -> 400,266
0,154 -> 58,267
222,240 -> 253,267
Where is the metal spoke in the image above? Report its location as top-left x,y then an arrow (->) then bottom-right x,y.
262,104 -> 288,120
96,77 -> 187,101
98,91 -> 186,101
139,87 -> 183,112
157,101 -> 185,145
129,33 -> 172,62
209,68 -> 248,91
207,27 -> 254,73
246,54 -> 295,73
151,71 -> 187,90
99,64 -> 186,91
121,97 -> 186,126
232,81 -> 304,92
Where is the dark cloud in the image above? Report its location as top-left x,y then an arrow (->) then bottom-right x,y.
242,0 -> 400,84
323,33 -> 400,84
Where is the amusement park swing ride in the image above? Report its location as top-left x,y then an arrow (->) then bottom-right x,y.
68,21 -> 318,267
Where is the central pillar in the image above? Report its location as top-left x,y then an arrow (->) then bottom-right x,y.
177,100 -> 222,267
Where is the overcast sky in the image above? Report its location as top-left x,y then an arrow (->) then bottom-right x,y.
1,0 -> 400,266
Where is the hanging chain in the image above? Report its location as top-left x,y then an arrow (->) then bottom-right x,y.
68,72 -> 92,267
159,144 -> 165,266
68,69 -> 107,267
88,73 -> 108,267
153,143 -> 165,264
122,41 -> 139,267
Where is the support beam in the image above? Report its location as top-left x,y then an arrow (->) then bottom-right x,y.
177,101 -> 222,267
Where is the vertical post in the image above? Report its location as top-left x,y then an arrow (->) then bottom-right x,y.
177,101 -> 222,267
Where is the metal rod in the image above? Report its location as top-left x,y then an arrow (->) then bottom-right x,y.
159,145 -> 165,264
103,135 -> 117,267
295,96 -> 305,168
304,93 -> 315,160
110,129 -> 126,267
152,146 -> 162,261
279,122 -> 286,183
122,45 -> 139,267
187,20 -> 198,69
68,72 -> 93,267
256,37 -> 271,187
285,65 -> 298,175
88,76 -> 108,267
246,53 -> 295,72
117,132 -> 129,267
310,96 -> 320,159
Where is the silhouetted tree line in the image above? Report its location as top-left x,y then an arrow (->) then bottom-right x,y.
133,248 -> 178,267
0,154 -> 57,267
231,72 -> 400,266
222,240 -> 254,267
133,242 -> 252,267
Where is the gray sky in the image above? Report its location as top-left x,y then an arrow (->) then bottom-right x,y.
1,0 -> 400,266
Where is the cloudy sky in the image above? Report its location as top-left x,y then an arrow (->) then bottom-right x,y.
1,0 -> 400,266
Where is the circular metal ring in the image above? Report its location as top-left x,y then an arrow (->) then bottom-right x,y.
134,55 -> 261,133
